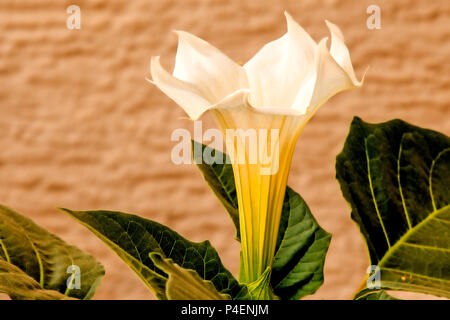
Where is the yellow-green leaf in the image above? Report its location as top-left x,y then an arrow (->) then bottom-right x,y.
0,205 -> 104,300
0,260 -> 75,300
149,253 -> 230,300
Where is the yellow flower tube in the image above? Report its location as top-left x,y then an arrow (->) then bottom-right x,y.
149,12 -> 363,284
212,107 -> 305,283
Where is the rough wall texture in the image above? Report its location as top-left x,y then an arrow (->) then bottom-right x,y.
0,0 -> 448,299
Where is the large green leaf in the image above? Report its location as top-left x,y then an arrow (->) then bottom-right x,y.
193,142 -> 331,299
336,117 -> 450,298
0,205 -> 104,300
149,253 -> 230,300
61,208 -> 242,300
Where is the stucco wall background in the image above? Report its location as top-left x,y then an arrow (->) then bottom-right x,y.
0,0 -> 448,299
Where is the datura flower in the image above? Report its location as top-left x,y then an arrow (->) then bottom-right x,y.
149,12 -> 363,284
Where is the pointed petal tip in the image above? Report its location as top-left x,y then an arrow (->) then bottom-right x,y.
173,29 -> 187,42
325,20 -> 345,40
346,67 -> 366,88
173,30 -> 195,44
282,11 -> 317,50
324,20 -> 334,32
172,29 -> 184,37
284,11 -> 303,32
357,66 -> 370,86
173,29 -> 207,45
284,10 -> 293,20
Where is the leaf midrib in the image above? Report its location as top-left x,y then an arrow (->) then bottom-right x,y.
402,242 -> 450,253
365,136 -> 450,288
364,139 -> 391,248
397,137 -> 413,229
1,212 -> 45,287
0,239 -> 10,263
429,148 -> 449,212
381,266 -> 450,284
382,281 -> 450,298
377,204 -> 450,279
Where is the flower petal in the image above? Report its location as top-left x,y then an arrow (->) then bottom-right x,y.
244,12 -> 317,111
325,20 -> 362,86
307,37 -> 359,117
150,56 -> 211,120
173,30 -> 248,104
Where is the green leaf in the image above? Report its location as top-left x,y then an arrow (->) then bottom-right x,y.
193,142 -> 331,299
354,289 -> 399,300
235,267 -> 276,300
0,259 -> 75,300
271,188 -> 332,300
0,205 -> 104,300
149,253 -> 230,300
61,208 -> 242,300
336,117 -> 450,298
192,140 -> 240,239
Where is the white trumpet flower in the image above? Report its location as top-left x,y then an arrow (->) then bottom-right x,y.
149,12 -> 363,284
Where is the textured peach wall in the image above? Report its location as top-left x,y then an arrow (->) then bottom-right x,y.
0,0 -> 448,299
